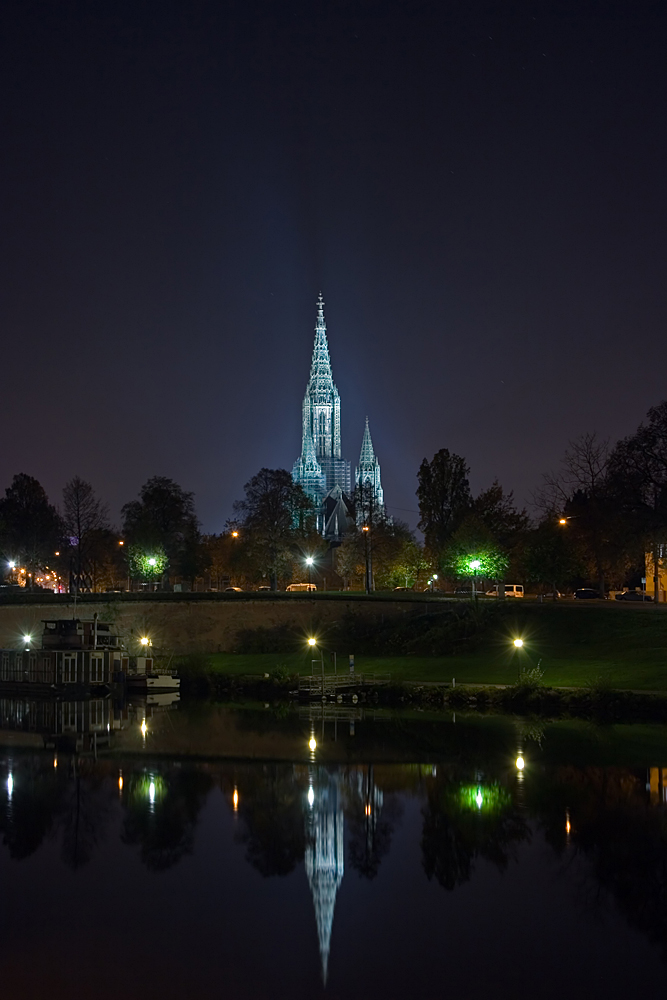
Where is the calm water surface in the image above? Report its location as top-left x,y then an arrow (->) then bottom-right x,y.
0,698 -> 665,999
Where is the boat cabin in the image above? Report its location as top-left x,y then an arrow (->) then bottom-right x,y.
0,617 -> 127,688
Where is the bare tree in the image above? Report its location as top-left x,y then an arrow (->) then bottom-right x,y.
532,434 -> 623,595
62,477 -> 109,593
533,433 -> 610,514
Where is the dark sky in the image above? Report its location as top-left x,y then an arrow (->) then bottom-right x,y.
1,0 -> 666,532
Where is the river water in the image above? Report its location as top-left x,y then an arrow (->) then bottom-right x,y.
0,697 -> 665,999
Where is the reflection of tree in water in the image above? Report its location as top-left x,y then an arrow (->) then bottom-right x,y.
57,759 -> 115,870
422,777 -> 529,890
236,765 -> 306,877
0,758 -> 66,860
345,766 -> 402,880
529,766 -> 667,960
121,768 -> 212,871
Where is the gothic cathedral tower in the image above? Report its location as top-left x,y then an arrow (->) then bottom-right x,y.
293,295 -> 384,538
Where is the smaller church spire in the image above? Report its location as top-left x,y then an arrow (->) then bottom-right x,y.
358,416 -> 375,468
355,416 -> 384,517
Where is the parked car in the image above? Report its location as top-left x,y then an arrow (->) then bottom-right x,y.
393,586 -> 413,592
286,583 -> 317,592
257,586 -> 271,592
224,586 -> 243,592
541,591 -> 562,600
485,584 -> 525,598
615,590 -> 653,602
573,588 -> 603,600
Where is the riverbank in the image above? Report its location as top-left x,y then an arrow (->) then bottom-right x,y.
175,600 -> 667,691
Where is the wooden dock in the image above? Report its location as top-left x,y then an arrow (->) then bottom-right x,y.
298,671 -> 391,699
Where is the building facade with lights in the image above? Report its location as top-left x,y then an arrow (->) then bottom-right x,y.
292,295 -> 385,539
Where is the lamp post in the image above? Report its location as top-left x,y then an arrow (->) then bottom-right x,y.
470,559 -> 481,600
308,636 -> 324,694
362,525 -> 372,593
305,555 -> 314,590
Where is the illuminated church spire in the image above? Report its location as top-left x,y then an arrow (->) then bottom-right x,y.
355,417 -> 384,512
293,295 -> 351,509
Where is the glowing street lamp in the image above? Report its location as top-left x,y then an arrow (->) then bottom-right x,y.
516,755 -> 525,771
308,736 -> 317,752
308,637 -> 317,647
305,555 -> 314,588
231,530 -> 239,539
469,559 -> 481,600
513,638 -> 524,648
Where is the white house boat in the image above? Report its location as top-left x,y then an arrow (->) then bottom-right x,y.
0,616 -> 180,694
0,617 -> 124,689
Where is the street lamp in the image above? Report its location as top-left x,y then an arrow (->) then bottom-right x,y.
513,638 -> 524,648
362,525 -> 372,593
305,555 -> 314,589
470,559 -> 481,599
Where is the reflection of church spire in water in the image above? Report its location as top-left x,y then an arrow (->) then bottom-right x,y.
305,770 -> 344,985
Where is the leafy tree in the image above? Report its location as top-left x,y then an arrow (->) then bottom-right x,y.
443,514 -> 509,583
232,469 -> 315,590
0,474 -> 63,587
122,477 -> 200,583
417,449 -> 472,555
381,534 -> 430,590
474,481 -> 529,545
62,476 -> 109,593
334,531 -> 365,590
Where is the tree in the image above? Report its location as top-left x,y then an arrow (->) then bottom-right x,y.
607,401 -> 667,601
523,519 -> 583,597
0,474 -> 62,587
474,481 -> 529,544
62,476 -> 109,593
122,477 -> 200,584
443,514 -> 509,585
533,433 -> 626,595
233,469 -> 315,590
417,450 -> 472,555
334,532 -> 365,590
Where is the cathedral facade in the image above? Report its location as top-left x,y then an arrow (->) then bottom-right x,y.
292,295 -> 385,540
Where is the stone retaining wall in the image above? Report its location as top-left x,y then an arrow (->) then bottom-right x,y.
0,596 -> 420,654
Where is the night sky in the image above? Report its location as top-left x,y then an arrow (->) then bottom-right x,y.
1,1 -> 666,532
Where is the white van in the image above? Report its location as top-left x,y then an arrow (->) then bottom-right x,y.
485,584 -> 524,598
286,583 -> 317,592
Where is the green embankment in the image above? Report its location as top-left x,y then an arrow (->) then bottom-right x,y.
198,602 -> 667,691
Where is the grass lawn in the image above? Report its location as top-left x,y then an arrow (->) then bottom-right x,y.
195,602 -> 667,692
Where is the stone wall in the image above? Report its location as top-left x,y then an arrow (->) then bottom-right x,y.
0,596 -> 421,655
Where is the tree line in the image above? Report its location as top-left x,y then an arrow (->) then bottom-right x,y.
1,398 -> 666,594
